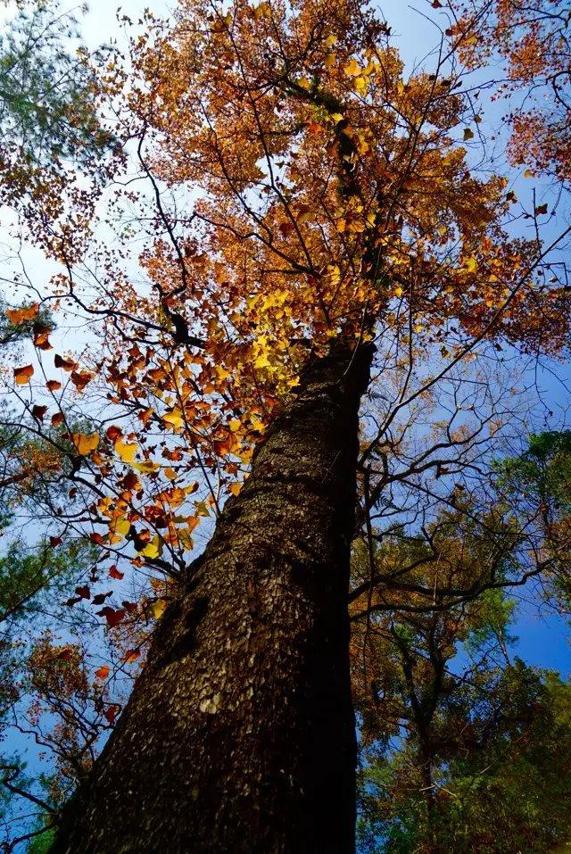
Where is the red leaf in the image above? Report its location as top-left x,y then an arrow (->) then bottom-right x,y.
106,425 -> 123,442
104,704 -> 120,724
97,607 -> 126,628
49,536 -> 63,547
108,565 -> 124,580
71,370 -> 93,391
119,471 -> 139,491
75,585 -> 91,600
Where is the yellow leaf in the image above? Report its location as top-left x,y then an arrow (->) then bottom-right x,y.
112,517 -> 131,537
229,482 -> 242,496
115,439 -> 138,464
250,415 -> 265,432
152,599 -> 167,620
344,58 -> 362,77
229,418 -> 241,432
253,1 -> 270,19
394,286 -> 403,298
215,365 -> 231,382
132,460 -> 160,474
353,76 -> 368,95
140,536 -> 161,559
163,409 -> 184,430
463,256 -> 478,274
73,433 -> 100,455
195,500 -> 211,517
239,446 -> 254,463
164,467 -> 177,480
254,353 -> 271,369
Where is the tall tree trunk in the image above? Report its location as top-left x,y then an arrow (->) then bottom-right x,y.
53,341 -> 373,854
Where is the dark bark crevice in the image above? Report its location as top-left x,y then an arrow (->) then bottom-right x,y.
52,340 -> 374,854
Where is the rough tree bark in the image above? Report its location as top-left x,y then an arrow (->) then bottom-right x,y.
52,340 -> 374,854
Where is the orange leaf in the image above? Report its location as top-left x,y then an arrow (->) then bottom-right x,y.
32,324 -> 52,350
95,665 -> 110,680
72,432 -> 100,455
14,365 -> 34,385
6,304 -> 39,325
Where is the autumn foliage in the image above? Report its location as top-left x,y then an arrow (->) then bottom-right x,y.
0,0 -> 569,849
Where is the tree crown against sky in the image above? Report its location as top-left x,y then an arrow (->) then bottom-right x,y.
0,0 -> 569,850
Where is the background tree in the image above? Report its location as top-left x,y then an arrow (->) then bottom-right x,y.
446,0 -> 570,185
0,0 -> 120,243
351,435 -> 571,851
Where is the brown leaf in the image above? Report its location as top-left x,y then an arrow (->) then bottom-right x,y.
54,354 -> 77,371
32,405 -> 48,422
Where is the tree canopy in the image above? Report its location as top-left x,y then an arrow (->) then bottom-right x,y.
0,0 -> 569,849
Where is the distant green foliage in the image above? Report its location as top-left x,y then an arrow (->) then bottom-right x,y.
27,826 -> 56,854
496,431 -> 571,513
495,431 -> 571,605
353,473 -> 571,853
0,0 -> 109,169
358,661 -> 571,853
0,537 -> 96,625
